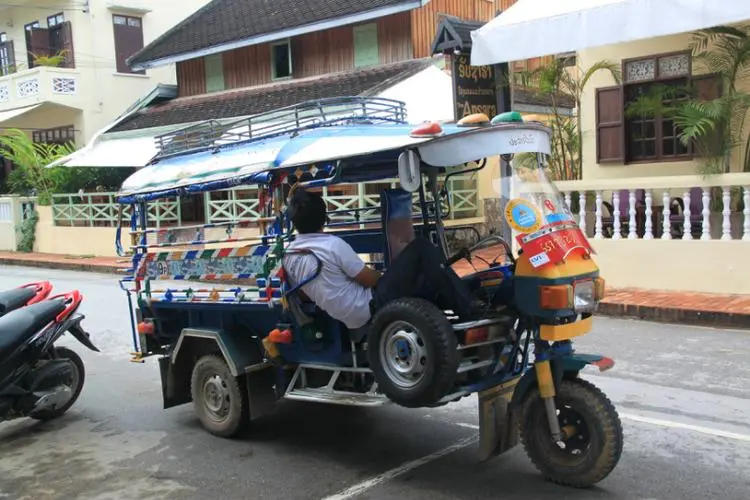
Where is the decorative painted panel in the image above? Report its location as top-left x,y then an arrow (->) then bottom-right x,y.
0,84 -> 8,102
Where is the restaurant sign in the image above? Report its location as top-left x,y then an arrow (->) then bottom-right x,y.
452,54 -> 498,119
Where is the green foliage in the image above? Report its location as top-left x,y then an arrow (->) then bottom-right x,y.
31,49 -> 69,67
512,58 -> 622,180
626,24 -> 750,175
0,128 -> 134,203
16,210 -> 39,253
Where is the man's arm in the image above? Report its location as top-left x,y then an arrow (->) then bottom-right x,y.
353,266 -> 381,289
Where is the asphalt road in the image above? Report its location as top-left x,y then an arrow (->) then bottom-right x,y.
0,266 -> 749,500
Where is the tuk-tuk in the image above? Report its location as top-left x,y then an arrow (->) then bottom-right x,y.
115,96 -> 622,488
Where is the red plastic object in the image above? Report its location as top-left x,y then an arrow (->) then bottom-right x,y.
591,356 -> 615,372
410,121 -> 443,137
138,320 -> 155,335
20,281 -> 53,305
50,290 -> 83,323
268,328 -> 293,344
515,222 -> 594,269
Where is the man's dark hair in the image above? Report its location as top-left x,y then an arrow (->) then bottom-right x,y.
288,188 -> 327,233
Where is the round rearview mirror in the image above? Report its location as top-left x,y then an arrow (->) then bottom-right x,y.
398,150 -> 421,192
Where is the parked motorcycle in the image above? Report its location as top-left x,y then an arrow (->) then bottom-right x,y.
0,281 -> 53,317
0,290 -> 98,423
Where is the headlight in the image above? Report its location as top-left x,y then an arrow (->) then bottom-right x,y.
573,280 -> 596,313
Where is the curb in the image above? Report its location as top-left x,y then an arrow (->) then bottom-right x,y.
597,302 -> 750,330
0,257 -> 120,275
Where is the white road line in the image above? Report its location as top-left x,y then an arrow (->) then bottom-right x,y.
320,437 -> 477,500
619,412 -> 750,442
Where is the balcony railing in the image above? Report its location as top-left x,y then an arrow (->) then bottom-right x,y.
0,66 -> 81,112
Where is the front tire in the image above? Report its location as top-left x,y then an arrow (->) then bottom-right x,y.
30,347 -> 86,421
519,378 -> 623,488
190,355 -> 248,438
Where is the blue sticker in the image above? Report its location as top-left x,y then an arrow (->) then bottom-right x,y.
546,213 -> 574,224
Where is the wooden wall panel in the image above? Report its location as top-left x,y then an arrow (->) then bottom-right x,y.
292,26 -> 354,79
377,12 -> 412,64
176,58 -> 206,97
410,0 -> 497,58
223,44 -> 272,89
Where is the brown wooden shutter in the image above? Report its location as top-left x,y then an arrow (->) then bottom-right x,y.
58,21 -> 75,68
114,17 -> 145,74
692,73 -> 723,158
29,27 -> 50,66
595,85 -> 625,164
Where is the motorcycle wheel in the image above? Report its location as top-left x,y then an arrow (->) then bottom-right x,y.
519,378 -> 623,488
190,354 -> 248,438
30,346 -> 86,421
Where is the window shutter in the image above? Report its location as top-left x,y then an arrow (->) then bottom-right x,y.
0,40 -> 15,75
58,21 -> 75,68
29,27 -> 50,65
692,73 -> 723,158
595,85 -> 625,164
204,53 -> 225,92
114,17 -> 145,74
353,23 -> 379,68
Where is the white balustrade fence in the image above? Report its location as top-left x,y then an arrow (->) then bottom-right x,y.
556,173 -> 750,241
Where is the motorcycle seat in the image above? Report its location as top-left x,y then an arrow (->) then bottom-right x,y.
0,299 -> 66,360
0,287 -> 36,316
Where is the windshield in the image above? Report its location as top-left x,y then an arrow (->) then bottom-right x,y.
500,154 -> 593,268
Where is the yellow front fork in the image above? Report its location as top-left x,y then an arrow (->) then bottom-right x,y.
535,359 -> 563,442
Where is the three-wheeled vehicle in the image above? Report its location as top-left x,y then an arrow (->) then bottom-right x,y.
115,97 -> 622,488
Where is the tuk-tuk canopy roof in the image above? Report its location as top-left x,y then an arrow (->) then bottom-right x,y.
116,97 -> 551,203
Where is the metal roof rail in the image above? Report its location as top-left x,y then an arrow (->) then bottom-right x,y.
152,96 -> 408,161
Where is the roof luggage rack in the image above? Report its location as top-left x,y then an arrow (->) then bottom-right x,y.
152,96 -> 408,161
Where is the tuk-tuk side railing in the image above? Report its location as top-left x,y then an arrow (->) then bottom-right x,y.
152,96 -> 408,160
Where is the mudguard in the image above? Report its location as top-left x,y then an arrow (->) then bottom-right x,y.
171,328 -> 263,377
510,353 -> 612,409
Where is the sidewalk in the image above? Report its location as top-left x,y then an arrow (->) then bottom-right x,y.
1,251 -> 748,329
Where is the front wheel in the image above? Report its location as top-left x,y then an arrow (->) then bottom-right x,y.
519,378 -> 623,488
190,355 -> 249,438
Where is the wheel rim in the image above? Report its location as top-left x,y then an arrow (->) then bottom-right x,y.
57,358 -> 81,408
380,320 -> 427,389
537,403 -> 593,467
202,374 -> 231,422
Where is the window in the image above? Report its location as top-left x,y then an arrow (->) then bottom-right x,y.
32,125 -> 76,146
47,13 -> 64,27
204,53 -> 225,93
353,23 -> 379,68
557,52 -> 576,68
0,33 -> 6,42
113,15 -> 144,74
24,21 -> 40,67
271,40 -> 291,79
0,35 -> 14,76
595,51 -> 721,164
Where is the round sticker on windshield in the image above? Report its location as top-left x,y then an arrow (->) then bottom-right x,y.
505,198 -> 542,233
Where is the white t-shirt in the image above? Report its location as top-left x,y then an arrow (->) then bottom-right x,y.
284,233 -> 373,329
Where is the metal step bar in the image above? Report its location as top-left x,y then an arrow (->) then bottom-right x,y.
283,363 -> 389,407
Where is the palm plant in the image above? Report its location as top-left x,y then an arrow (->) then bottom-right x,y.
513,58 -> 621,180
0,128 -> 76,205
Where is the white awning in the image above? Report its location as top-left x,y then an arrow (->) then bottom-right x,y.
50,135 -> 159,168
470,0 -> 750,65
0,104 -> 42,124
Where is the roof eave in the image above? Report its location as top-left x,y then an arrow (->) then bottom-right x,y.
129,0 -> 430,71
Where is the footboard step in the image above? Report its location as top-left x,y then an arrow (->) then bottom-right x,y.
284,388 -> 389,406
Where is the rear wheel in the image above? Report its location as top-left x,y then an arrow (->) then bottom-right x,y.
30,347 -> 85,421
519,378 -> 623,488
190,355 -> 248,438
368,297 -> 458,408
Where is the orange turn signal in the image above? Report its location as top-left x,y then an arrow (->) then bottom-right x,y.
539,284 -> 573,310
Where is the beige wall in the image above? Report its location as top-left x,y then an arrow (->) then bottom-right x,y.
0,0 -> 208,143
593,239 -> 750,295
34,206 -> 120,256
578,28 -> 750,181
